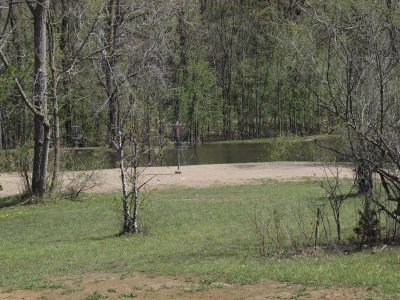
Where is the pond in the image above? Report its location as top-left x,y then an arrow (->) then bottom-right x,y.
161,138 -> 342,167
163,143 -> 271,166
0,136 -> 344,172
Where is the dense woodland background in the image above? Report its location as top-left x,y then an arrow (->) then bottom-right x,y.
0,0 -> 339,151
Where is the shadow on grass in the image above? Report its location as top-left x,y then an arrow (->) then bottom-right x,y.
85,233 -> 127,242
48,233 -> 124,244
0,190 -> 45,209
0,194 -> 27,209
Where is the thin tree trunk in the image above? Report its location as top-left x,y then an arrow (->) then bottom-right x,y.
49,17 -> 60,192
130,142 -> 139,233
38,124 -> 51,195
117,134 -> 139,234
105,0 -> 121,144
118,144 -> 130,232
50,80 -> 60,192
60,0 -> 73,146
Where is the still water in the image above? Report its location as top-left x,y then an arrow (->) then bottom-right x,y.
161,140 -> 340,166
62,137 -> 342,171
162,143 -> 274,166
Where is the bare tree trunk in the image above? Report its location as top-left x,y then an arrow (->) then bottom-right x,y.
118,142 -> 131,232
335,211 -> 341,242
117,134 -> 139,234
49,16 -> 60,192
50,81 -> 60,191
173,4 -> 188,123
105,0 -> 121,144
60,0 -> 73,146
30,0 -> 50,196
39,123 -> 51,195
130,142 -> 139,233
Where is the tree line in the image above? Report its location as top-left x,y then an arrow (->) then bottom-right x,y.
0,1 -> 329,152
1,0 -> 400,237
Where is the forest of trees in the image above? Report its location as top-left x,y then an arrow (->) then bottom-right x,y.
1,0 -> 400,236
0,0 -> 335,153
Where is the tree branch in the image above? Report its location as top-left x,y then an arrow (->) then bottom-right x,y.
24,0 -> 35,15
0,48 -> 49,128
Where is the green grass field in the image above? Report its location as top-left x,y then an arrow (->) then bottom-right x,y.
0,181 -> 399,296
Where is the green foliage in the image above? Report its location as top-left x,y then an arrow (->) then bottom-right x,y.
0,0 -> 361,150
0,147 -> 114,172
0,66 -> 16,104
354,199 -> 380,244
178,54 -> 222,137
61,148 -> 114,171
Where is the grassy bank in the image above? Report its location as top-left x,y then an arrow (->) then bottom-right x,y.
0,182 -> 398,296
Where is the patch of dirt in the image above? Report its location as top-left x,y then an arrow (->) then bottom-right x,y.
0,272 -> 375,300
0,162 -> 354,198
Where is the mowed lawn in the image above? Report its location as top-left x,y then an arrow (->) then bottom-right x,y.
0,181 -> 399,296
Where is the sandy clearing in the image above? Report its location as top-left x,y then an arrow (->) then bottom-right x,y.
0,162 -> 354,198
0,272 -> 374,300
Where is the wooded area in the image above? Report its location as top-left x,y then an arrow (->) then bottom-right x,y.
1,0 -> 400,238
0,0 -> 334,151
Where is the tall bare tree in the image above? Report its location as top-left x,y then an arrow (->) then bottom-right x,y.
28,0 -> 51,196
2,0 -> 52,196
298,1 -> 400,233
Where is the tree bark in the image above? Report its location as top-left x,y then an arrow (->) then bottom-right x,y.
60,0 -> 73,146
105,0 -> 121,144
49,15 -> 60,192
31,0 -> 50,196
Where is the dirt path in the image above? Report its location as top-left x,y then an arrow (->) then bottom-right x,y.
0,162 -> 354,198
0,272 -> 373,300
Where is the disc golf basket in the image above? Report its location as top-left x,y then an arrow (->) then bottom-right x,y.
172,121 -> 190,173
